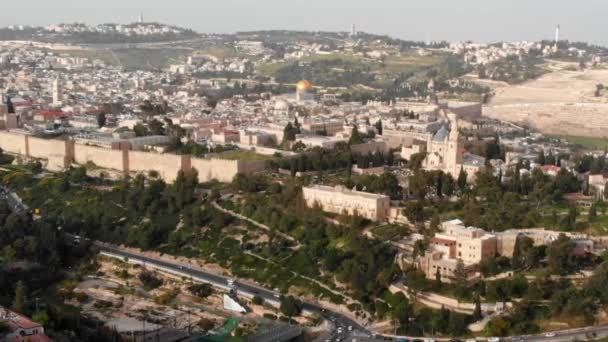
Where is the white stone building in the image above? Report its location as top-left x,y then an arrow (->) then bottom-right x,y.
302,185 -> 391,221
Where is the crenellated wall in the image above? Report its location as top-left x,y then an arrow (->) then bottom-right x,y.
0,131 -> 268,183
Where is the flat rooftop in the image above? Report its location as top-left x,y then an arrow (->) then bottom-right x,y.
305,185 -> 390,200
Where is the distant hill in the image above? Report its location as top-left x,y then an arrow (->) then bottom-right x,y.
0,22 -> 200,44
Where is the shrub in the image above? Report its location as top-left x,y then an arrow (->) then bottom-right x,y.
252,295 -> 264,305
188,283 -> 213,298
155,289 -> 179,305
74,292 -> 89,303
138,272 -> 163,290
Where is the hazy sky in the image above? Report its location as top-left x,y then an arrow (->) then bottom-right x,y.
2,0 -> 607,45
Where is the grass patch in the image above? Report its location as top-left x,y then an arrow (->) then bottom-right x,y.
551,134 -> 608,151
382,53 -> 447,74
369,224 -> 410,240
113,48 -> 190,70
197,46 -> 239,59
257,61 -> 289,76
59,48 -> 190,70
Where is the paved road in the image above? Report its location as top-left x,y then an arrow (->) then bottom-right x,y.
0,185 -> 29,214
93,242 -> 369,338
80,238 -> 608,342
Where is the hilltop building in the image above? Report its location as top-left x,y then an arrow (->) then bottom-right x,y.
302,185 -> 391,221
0,306 -> 51,342
417,219 -> 497,282
418,113 -> 485,181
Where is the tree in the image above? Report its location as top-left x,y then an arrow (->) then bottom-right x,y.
32,311 -> 49,326
435,267 -> 442,289
198,318 -> 215,332
133,123 -> 148,137
453,259 -> 467,290
457,167 -> 468,190
6,96 -> 15,114
349,125 -> 364,145
12,281 -> 26,314
447,310 -> 467,336
375,120 -> 383,135
536,150 -> 546,165
486,316 -> 511,337
547,234 -> 577,275
189,283 -> 214,298
408,152 -> 426,170
473,294 -> 482,321
148,119 -> 165,135
138,272 -> 163,290
441,174 -> 454,197
279,295 -> 302,317
97,112 -> 107,128
430,213 -> 441,232
283,122 -> 297,142
252,295 -> 264,305
512,236 -> 536,270
589,203 -> 598,222
561,205 -> 578,231
404,201 -> 425,223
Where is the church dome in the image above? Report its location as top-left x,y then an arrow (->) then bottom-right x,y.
296,80 -> 313,92
432,126 -> 450,141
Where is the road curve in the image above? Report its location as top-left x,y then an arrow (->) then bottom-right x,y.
93,241 -> 369,336
82,238 -> 608,342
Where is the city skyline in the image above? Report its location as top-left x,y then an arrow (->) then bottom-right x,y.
2,0 -> 608,46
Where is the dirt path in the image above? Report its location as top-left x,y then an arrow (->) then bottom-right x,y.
243,251 -> 361,305
212,201 -> 297,243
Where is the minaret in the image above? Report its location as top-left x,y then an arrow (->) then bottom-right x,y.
138,12 -> 144,24
350,24 -> 357,37
555,25 -> 560,44
52,78 -> 62,105
446,113 -> 462,176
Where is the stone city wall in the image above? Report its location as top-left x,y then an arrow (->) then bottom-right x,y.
73,144 -> 126,171
0,131 -> 28,155
191,157 -> 240,183
129,150 -> 185,183
0,131 -> 268,183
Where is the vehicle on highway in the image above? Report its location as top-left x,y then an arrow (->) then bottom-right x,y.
544,332 -> 556,338
488,338 -> 500,342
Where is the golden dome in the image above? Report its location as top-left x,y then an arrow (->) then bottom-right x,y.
296,80 -> 313,92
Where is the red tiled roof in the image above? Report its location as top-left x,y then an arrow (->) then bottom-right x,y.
432,237 -> 456,245
13,101 -> 33,107
541,165 -> 561,172
38,111 -> 68,118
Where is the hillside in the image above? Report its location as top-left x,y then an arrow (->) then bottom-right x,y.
484,61 -> 608,139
